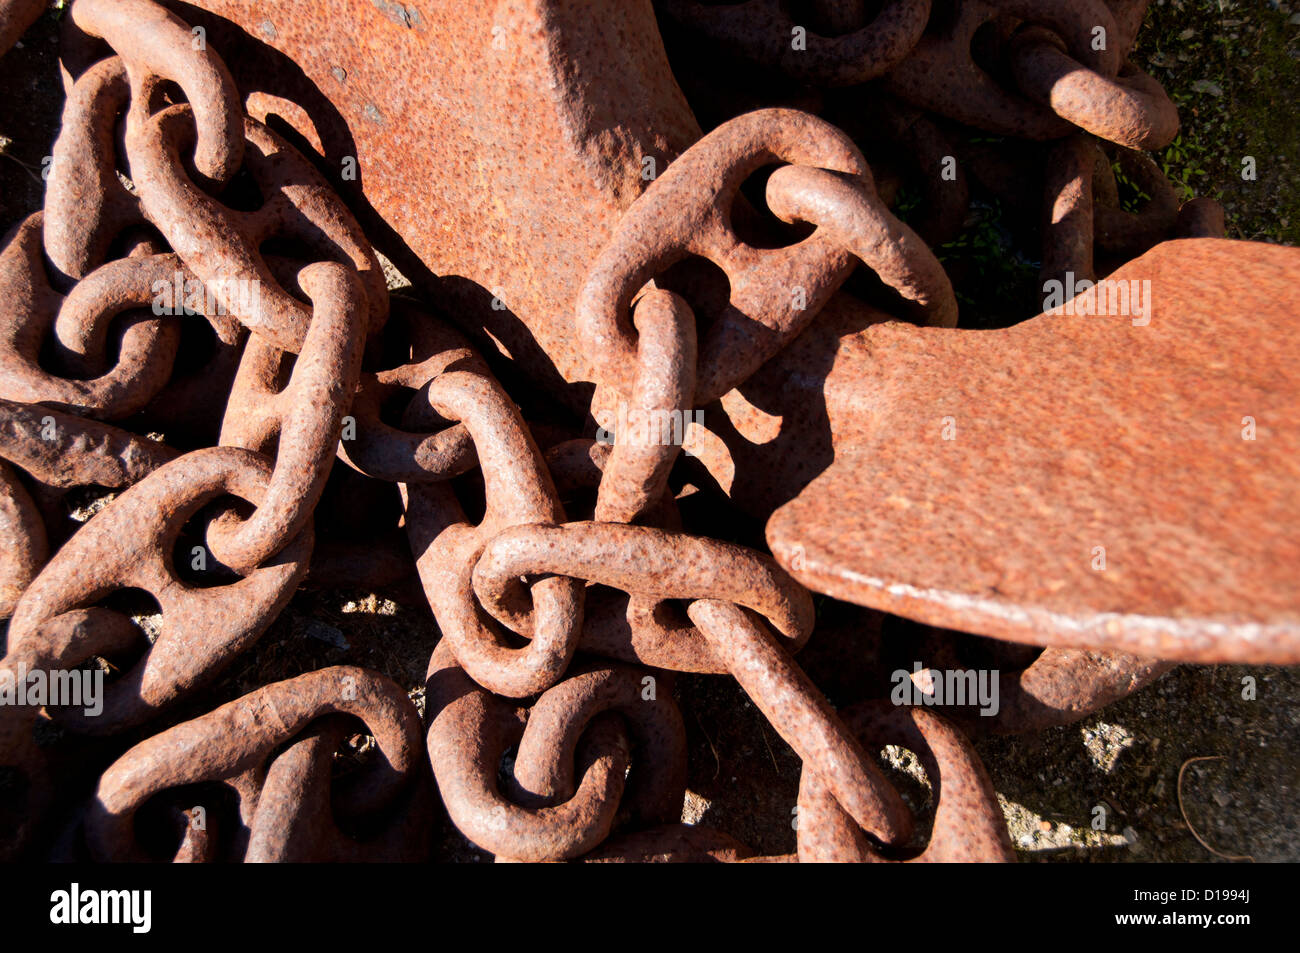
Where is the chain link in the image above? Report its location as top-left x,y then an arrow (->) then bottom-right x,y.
0,0 -> 1241,864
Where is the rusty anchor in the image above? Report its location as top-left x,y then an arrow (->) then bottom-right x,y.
0,0 -> 1293,864
194,2 -> 1285,663
763,239 -> 1300,664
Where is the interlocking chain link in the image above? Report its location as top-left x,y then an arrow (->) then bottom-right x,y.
85,666 -> 425,862
0,0 -> 1219,864
336,303 -> 477,484
577,108 -> 868,404
7,447 -> 312,732
578,108 -> 955,406
0,214 -> 180,418
795,702 -> 1015,862
886,0 -> 1119,138
127,106 -> 388,350
427,640 -> 682,861
208,261 -> 365,574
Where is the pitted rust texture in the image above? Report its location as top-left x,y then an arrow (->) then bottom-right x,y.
972,648 -> 1178,736
1010,26 -> 1178,151
763,162 -> 957,328
184,0 -> 702,405
0,458 -> 46,618
902,626 -> 1178,735
474,521 -> 813,673
85,666 -> 426,862
125,106 -> 388,351
0,608 -> 142,691
489,444 -> 907,845
795,702 -> 1014,862
5,447 -> 312,732
337,302 -> 477,485
577,108 -> 869,405
402,358 -> 581,699
42,56 -> 148,283
69,0 -> 245,187
0,214 -> 180,419
0,396 -> 178,586
1043,135 -> 1223,288
688,598 -> 912,845
502,661 -> 688,846
207,261 -> 365,574
427,640 -> 687,862
186,0 -> 1188,408
0,397 -> 179,489
768,241 -> 1300,664
1041,134 -> 1097,291
886,0 -> 1116,139
244,714 -> 434,863
542,432 -> 684,531
591,289 -> 696,525
0,0 -> 1290,865
544,437 -> 614,498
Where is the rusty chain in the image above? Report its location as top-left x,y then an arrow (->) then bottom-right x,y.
0,0 -> 1255,864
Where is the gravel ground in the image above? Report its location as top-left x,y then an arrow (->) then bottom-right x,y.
1,1 -> 1296,863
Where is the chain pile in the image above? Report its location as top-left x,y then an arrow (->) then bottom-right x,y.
0,0 -> 1251,863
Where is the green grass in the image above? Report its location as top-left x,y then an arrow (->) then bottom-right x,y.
1133,0 -> 1300,244
936,198 -> 1040,327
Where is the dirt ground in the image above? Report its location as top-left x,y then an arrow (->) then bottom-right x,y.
1,2 -> 1296,862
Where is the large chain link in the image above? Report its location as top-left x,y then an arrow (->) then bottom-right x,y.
0,0 -> 1230,864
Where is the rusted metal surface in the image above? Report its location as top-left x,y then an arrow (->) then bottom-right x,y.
1042,134 -> 1225,289
69,0 -> 244,186
767,240 -> 1300,664
0,458 -> 45,618
178,0 -> 700,405
0,214 -> 180,419
427,639 -> 685,862
336,301 -> 477,485
402,349 -> 582,699
85,666 -> 427,862
898,625 -> 1178,734
207,261 -> 365,574
591,289 -> 695,525
886,0 -> 1114,140
1010,26 -> 1178,151
475,521 -> 814,668
7,447 -> 312,731
796,703 -> 1014,862
0,0 -> 1292,864
0,396 -> 179,488
688,598 -> 911,844
978,649 -> 1178,735
577,108 -> 867,404
178,0 -> 1188,396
